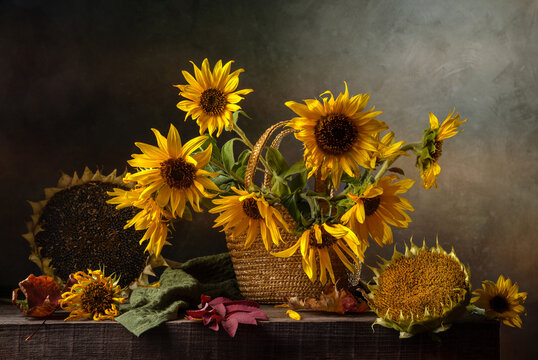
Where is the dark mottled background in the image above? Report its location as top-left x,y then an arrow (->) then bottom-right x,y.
1,0 -> 536,358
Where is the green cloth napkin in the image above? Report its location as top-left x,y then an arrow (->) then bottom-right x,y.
116,253 -> 242,336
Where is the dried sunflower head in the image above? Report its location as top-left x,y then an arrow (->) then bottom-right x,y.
23,168 -> 152,288
367,239 -> 471,338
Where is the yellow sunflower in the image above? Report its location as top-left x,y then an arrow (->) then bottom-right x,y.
124,124 -> 220,218
471,275 -> 527,328
60,269 -> 125,321
175,58 -> 253,137
107,187 -> 171,257
368,131 -> 407,167
341,175 -> 414,246
209,187 -> 289,251
272,223 -> 366,285
416,109 -> 467,189
286,83 -> 388,189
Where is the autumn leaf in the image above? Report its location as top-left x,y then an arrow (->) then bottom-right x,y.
186,295 -> 268,337
12,274 -> 61,318
288,284 -> 370,314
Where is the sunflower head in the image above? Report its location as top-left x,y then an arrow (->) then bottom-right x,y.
272,222 -> 366,286
175,58 -> 253,137
341,175 -> 414,247
367,240 -> 471,338
60,268 -> 125,321
471,275 -> 527,328
286,83 -> 388,189
209,187 -> 289,251
23,168 -> 148,288
416,110 -> 467,190
124,124 -> 219,219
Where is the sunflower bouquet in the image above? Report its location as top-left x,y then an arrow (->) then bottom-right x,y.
103,58 -> 471,303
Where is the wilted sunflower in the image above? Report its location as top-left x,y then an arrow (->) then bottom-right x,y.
23,168 -> 148,288
416,109 -> 467,189
124,124 -> 220,218
472,275 -> 527,328
107,187 -> 171,257
341,175 -> 414,246
175,58 -> 253,137
367,240 -> 471,338
209,187 -> 289,250
272,223 -> 366,285
60,268 -> 125,321
286,83 -> 388,189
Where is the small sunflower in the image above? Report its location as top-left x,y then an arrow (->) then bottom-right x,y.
416,109 -> 467,189
272,223 -> 366,285
60,268 -> 125,321
23,168 -> 148,288
107,187 -> 171,257
369,131 -> 407,167
367,240 -> 471,338
286,83 -> 388,189
124,124 -> 220,218
209,187 -> 289,251
471,275 -> 527,328
175,58 -> 253,137
341,175 -> 414,246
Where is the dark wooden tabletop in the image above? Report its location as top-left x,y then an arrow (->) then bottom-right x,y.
0,304 -> 499,360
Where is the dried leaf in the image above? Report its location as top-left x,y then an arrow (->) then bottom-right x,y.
288,284 -> 369,314
12,274 -> 61,318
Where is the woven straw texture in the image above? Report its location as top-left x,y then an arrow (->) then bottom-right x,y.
226,207 -> 360,304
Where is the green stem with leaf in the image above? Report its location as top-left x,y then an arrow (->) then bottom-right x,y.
374,142 -> 421,182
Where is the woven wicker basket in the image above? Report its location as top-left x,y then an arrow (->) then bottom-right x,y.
225,121 -> 360,304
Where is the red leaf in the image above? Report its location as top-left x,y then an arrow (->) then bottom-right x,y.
226,312 -> 259,325
221,317 -> 239,337
186,294 -> 268,337
213,303 -> 227,317
12,274 -> 62,318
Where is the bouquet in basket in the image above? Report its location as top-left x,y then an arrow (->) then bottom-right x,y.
107,58 -> 466,296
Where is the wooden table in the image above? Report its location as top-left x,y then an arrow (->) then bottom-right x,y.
0,304 -> 499,359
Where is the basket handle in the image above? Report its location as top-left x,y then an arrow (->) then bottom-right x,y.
244,121 -> 289,189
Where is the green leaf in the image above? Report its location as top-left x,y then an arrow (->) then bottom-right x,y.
280,161 -> 306,180
388,167 -> 405,176
236,149 -> 251,168
221,138 -> 241,171
232,110 -> 252,126
280,193 -> 303,227
288,171 -> 307,193
266,147 -> 289,176
271,174 -> 291,198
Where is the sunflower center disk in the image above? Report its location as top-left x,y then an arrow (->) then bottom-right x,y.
200,88 -> 227,115
34,182 -> 147,288
241,198 -> 262,220
374,252 -> 467,320
432,140 -> 443,162
489,295 -> 510,314
363,195 -> 381,216
314,113 -> 358,155
81,282 -> 114,315
308,227 -> 338,249
161,158 -> 197,189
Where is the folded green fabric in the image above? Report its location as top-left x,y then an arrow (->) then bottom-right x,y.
116,253 -> 242,336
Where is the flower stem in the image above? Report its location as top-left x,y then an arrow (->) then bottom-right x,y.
232,123 -> 271,171
374,142 -> 421,182
209,158 -> 245,185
